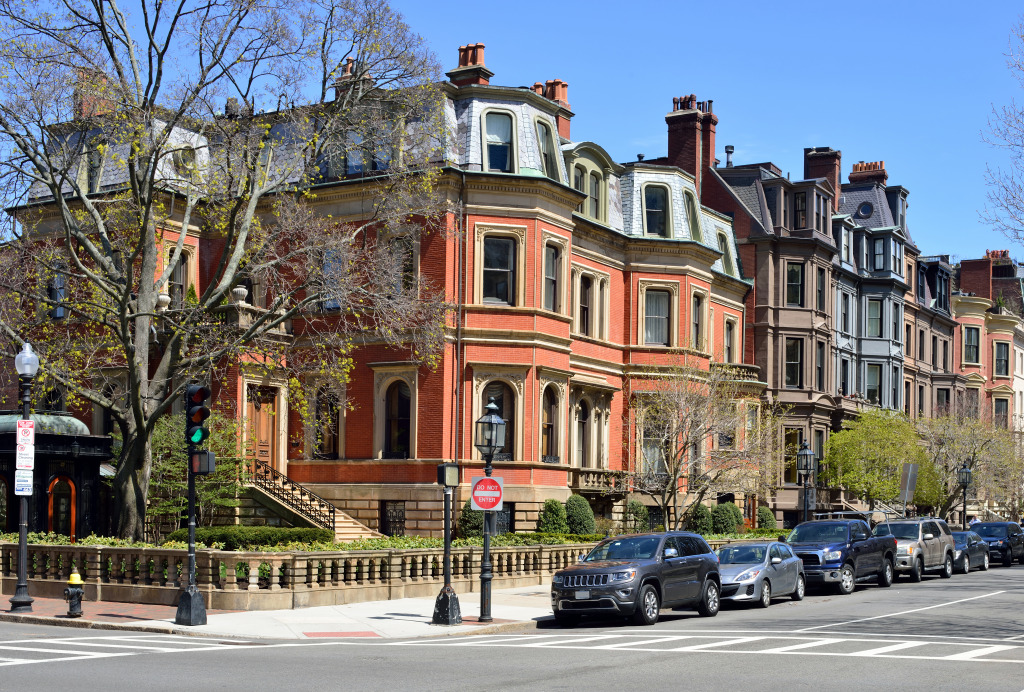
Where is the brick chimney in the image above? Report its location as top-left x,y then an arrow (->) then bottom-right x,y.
666,94 -> 717,193
446,43 -> 494,86
960,254 -> 994,300
73,69 -> 114,119
804,147 -> 842,212
849,160 -> 888,186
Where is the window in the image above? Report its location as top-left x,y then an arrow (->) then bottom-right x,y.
840,358 -> 849,396
535,121 -> 558,180
964,327 -> 980,363
543,244 -> 559,312
641,425 -> 668,477
483,236 -> 516,305
918,267 -> 926,300
484,381 -> 515,460
169,253 -> 189,308
841,293 -> 849,333
904,381 -> 911,415
815,194 -> 823,232
937,388 -> 950,413
813,429 -> 825,462
995,398 -> 1009,428
379,501 -> 406,537
579,275 -> 592,336
644,290 -> 670,346
893,304 -> 900,344
49,272 -> 67,320
905,325 -> 912,355
892,242 -> 902,276
314,387 -> 340,459
816,341 -> 825,391
794,192 -> 807,228
574,166 -> 585,212
842,229 -> 851,262
936,274 -> 950,312
684,193 -> 702,241
892,366 -> 899,410
816,267 -> 826,311
644,185 -> 669,237
785,338 -> 803,388
866,364 -> 881,404
718,234 -> 735,276
724,320 -> 735,363
942,340 -> 948,370
929,335 -> 937,368
918,385 -> 925,416
996,342 -> 1010,376
589,172 -> 601,219
783,429 -> 802,484
541,386 -> 558,462
786,262 -> 804,307
691,294 -> 703,350
484,112 -> 514,172
918,330 -> 925,360
576,399 -> 590,467
873,238 -> 885,270
867,299 -> 882,338
384,381 -> 411,459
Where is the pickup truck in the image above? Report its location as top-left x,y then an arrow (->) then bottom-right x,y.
785,519 -> 897,595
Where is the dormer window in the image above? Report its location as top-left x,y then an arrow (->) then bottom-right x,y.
644,185 -> 669,237
535,120 -> 558,180
684,192 -> 702,241
717,233 -> 735,275
892,241 -> 903,276
574,165 -> 585,212
873,238 -> 885,271
484,112 -> 513,172
842,229 -> 851,262
794,192 -> 807,228
589,172 -> 601,219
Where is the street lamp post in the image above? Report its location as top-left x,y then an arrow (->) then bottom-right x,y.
796,441 -> 816,525
473,398 -> 505,624
431,462 -> 462,625
958,463 -> 973,530
10,342 -> 39,613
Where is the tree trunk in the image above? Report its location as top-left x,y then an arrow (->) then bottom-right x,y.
115,434 -> 152,541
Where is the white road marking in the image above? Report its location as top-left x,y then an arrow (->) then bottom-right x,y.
594,637 -> 686,649
851,641 -> 926,656
946,645 -> 1016,660
758,639 -> 839,653
526,635 -> 620,647
439,634 -> 564,646
671,637 -> 764,651
797,591 -> 1006,631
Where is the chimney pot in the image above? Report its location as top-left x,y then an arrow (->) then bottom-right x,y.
673,96 -> 679,111
725,144 -> 734,168
637,154 -> 645,162
458,45 -> 467,67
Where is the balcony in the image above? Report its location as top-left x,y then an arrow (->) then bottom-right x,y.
211,301 -> 293,343
569,468 -> 626,496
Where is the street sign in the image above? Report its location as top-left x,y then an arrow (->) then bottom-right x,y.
470,476 -> 503,511
898,463 -> 919,505
14,469 -> 32,496
16,419 -> 34,445
15,443 -> 34,470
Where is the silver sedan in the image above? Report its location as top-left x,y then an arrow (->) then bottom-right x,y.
717,541 -> 806,608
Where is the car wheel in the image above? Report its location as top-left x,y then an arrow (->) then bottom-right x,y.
553,610 -> 579,626
959,554 -> 970,574
792,574 -> 806,601
910,556 -> 924,582
981,552 -> 990,571
1003,552 -> 1013,568
836,564 -> 856,595
877,558 -> 894,588
940,554 -> 953,579
631,584 -> 660,626
757,581 -> 771,608
696,580 -> 720,617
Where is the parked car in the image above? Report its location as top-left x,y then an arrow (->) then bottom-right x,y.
972,522 -> 1024,566
951,530 -> 990,573
717,541 -> 805,607
872,518 -> 955,581
550,532 -> 721,626
785,519 -> 896,594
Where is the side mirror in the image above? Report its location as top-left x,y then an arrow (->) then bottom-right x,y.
771,556 -> 782,565
923,533 -> 934,540
664,547 -> 679,559
778,535 -> 787,543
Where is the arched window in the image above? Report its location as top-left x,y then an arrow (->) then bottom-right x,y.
577,400 -> 591,468
48,476 -> 76,538
484,112 -> 514,172
685,192 -> 702,241
644,185 -> 669,237
384,381 -> 411,459
541,386 -> 558,461
314,386 -> 340,459
484,381 -> 515,460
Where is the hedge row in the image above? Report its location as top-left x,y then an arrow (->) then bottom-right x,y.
164,526 -> 334,550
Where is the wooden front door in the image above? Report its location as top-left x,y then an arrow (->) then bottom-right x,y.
247,385 -> 279,471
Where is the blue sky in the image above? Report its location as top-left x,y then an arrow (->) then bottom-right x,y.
393,0 -> 1022,263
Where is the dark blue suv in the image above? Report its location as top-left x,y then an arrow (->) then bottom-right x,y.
973,522 -> 1024,566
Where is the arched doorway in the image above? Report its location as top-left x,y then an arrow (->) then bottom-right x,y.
48,476 -> 76,539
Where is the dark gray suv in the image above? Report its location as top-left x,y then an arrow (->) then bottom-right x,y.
550,532 -> 721,626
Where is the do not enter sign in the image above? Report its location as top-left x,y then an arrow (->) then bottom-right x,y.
470,476 -> 503,511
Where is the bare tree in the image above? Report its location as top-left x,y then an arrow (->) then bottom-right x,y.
0,0 -> 450,539
621,356 -> 781,530
984,16 -> 1024,243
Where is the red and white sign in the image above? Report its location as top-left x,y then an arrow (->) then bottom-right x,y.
470,476 -> 504,511
16,419 -> 34,445
15,443 -> 34,470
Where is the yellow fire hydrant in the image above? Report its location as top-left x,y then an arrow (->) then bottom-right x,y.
64,570 -> 84,618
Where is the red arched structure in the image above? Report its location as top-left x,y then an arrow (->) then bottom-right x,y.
47,476 -> 76,540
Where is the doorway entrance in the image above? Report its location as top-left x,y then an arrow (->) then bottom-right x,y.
48,476 -> 76,538
246,385 -> 280,471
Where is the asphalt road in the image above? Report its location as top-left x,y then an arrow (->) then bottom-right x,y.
1,563 -> 1023,692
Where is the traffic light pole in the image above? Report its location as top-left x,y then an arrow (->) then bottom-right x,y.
176,385 -> 210,626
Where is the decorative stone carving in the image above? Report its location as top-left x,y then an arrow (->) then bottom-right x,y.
474,370 -> 525,396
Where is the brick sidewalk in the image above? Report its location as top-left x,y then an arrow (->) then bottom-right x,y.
4,596 -> 234,624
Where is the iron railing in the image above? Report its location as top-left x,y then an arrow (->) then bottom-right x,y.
245,458 -> 336,532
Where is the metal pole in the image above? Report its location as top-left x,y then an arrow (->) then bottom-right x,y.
175,412 -> 206,625
443,487 -> 452,587
187,461 -> 196,589
9,375 -> 33,613
963,483 -> 969,530
479,452 -> 493,623
431,483 -> 462,625
802,474 -> 809,524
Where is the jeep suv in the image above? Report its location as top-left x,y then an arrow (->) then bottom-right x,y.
550,532 -> 721,626
872,518 -> 955,581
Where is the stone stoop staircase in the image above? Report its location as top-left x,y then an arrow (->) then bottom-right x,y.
245,458 -> 381,542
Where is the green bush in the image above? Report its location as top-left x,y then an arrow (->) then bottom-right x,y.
711,504 -> 737,533
164,526 -> 333,550
537,498 -> 569,533
565,494 -> 596,535
725,502 -> 744,529
757,506 -> 777,529
625,500 -> 649,533
457,499 -> 483,538
689,503 -> 713,534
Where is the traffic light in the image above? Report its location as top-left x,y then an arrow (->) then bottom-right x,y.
184,384 -> 211,447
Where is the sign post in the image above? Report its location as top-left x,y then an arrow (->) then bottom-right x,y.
898,463 -> 919,517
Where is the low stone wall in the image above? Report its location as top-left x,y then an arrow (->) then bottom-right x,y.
0,541 -> 597,611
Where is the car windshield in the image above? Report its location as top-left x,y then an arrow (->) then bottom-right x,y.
585,535 -> 662,561
951,531 -> 969,548
974,524 -> 1008,538
717,545 -> 767,564
873,523 -> 920,540
788,523 -> 849,543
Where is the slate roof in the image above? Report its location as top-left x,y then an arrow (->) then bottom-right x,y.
839,183 -> 894,230
712,167 -> 773,234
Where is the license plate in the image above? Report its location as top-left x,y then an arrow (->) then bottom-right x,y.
575,590 -> 590,600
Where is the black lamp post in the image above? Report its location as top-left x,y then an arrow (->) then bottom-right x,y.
958,463 -> 973,530
432,462 -> 462,625
10,342 -> 39,613
797,441 -> 816,524
473,398 -> 506,624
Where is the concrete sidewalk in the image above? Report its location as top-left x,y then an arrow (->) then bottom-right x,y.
0,585 -> 554,640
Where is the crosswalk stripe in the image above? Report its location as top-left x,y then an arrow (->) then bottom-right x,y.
946,645 -> 1016,660
851,642 -> 926,656
671,637 -> 763,651
527,635 -> 620,647
759,639 -> 840,653
594,637 -> 687,649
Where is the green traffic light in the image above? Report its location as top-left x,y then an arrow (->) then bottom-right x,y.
188,427 -> 209,444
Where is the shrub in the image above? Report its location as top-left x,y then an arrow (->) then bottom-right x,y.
689,503 -> 713,535
711,504 -> 737,534
164,525 -> 333,550
565,494 -> 596,535
457,499 -> 483,538
757,506 -> 777,529
726,502 -> 744,529
625,500 -> 649,533
593,516 -> 618,537
537,498 -> 568,533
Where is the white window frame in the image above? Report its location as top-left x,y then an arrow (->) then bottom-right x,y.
638,280 -> 680,347
641,183 -> 672,238
475,223 -> 527,306
481,108 -> 518,174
